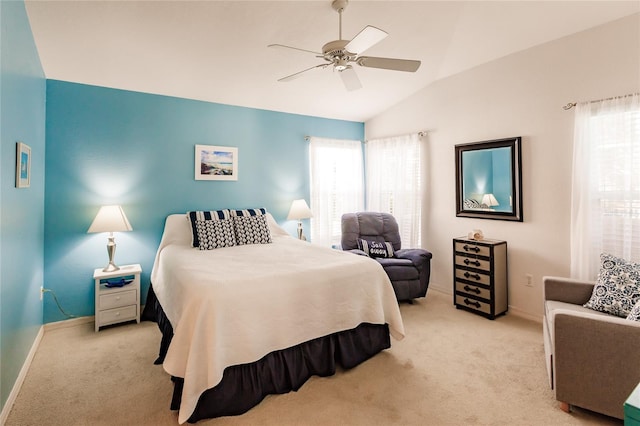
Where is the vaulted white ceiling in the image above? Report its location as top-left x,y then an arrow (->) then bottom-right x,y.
25,0 -> 640,122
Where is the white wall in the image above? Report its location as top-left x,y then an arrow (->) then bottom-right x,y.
365,14 -> 640,320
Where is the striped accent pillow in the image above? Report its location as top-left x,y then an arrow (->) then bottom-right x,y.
187,210 -> 231,247
230,208 -> 267,217
230,208 -> 271,245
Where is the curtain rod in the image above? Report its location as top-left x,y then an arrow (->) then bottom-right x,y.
364,130 -> 428,142
305,131 -> 428,141
562,93 -> 638,110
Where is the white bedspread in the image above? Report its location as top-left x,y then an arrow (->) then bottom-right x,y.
151,214 -> 404,424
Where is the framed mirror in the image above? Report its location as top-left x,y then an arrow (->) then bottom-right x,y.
455,137 -> 523,222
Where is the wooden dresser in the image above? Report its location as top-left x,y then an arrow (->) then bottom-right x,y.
453,237 -> 508,319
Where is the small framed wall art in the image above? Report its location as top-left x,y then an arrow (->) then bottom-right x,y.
195,144 -> 238,181
15,142 -> 31,188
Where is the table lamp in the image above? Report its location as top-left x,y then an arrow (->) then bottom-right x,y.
287,199 -> 313,240
481,193 -> 499,208
87,205 -> 133,272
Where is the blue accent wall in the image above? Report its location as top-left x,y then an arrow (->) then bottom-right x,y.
0,0 -> 46,410
44,80 -> 363,323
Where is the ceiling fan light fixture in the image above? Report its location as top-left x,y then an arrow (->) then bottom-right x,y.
335,57 -> 349,71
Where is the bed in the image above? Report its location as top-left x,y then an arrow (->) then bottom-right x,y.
144,211 -> 405,424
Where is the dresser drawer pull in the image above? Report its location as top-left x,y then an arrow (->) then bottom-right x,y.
463,285 -> 481,295
464,298 -> 481,308
464,271 -> 481,280
463,258 -> 481,267
463,244 -> 480,253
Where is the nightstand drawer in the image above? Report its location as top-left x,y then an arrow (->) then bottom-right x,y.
454,256 -> 490,272
455,281 -> 491,300
454,268 -> 490,286
455,294 -> 491,315
99,305 -> 137,325
454,241 -> 491,257
99,289 -> 137,310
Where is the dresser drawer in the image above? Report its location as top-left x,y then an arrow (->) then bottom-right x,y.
455,281 -> 491,300
99,289 -> 137,310
454,255 -> 491,272
455,294 -> 492,315
454,268 -> 491,286
454,241 -> 491,257
99,305 -> 137,326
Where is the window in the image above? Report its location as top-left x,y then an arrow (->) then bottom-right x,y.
365,133 -> 422,247
309,137 -> 364,247
571,93 -> 640,280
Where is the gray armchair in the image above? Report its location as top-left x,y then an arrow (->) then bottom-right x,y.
341,212 -> 432,302
543,276 -> 640,419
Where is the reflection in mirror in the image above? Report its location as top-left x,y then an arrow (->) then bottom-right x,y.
455,137 -> 523,222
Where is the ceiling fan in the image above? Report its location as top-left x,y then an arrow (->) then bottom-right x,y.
268,0 -> 421,91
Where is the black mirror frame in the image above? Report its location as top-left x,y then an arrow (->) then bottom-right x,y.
455,137 -> 523,222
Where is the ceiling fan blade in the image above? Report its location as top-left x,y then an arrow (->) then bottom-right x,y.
278,64 -> 328,82
339,66 -> 362,91
357,56 -> 421,72
268,44 -> 322,55
344,26 -> 387,54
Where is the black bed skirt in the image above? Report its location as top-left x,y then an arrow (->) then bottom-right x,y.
142,285 -> 391,423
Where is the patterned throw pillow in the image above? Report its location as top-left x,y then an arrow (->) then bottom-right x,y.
233,214 -> 272,245
627,300 -> 640,322
358,239 -> 394,258
583,253 -> 640,318
187,210 -> 231,247
195,219 -> 236,250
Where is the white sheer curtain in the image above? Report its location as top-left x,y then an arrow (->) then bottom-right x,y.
365,133 -> 422,247
570,93 -> 640,280
309,137 -> 364,247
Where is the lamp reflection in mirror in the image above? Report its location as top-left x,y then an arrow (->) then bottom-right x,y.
287,199 -> 313,240
481,193 -> 499,208
87,205 -> 133,272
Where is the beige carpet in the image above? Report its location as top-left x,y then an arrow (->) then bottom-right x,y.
6,290 -> 620,426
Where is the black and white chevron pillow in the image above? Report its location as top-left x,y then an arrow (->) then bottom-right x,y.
195,219 -> 237,250
233,214 -> 272,245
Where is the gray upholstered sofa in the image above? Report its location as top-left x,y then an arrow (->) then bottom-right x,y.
341,212 -> 432,302
543,276 -> 640,419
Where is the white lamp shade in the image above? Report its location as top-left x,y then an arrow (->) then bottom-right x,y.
287,199 -> 313,220
481,193 -> 499,207
87,205 -> 133,233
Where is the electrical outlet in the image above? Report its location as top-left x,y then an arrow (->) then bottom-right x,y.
40,286 -> 44,301
525,274 -> 533,287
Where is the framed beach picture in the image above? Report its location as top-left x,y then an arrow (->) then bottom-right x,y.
195,144 -> 238,181
15,142 -> 31,188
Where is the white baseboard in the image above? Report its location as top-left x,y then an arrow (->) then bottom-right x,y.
43,315 -> 93,331
0,325 -> 44,426
507,305 -> 543,323
429,283 -> 542,323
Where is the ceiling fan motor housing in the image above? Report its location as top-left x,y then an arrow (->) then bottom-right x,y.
322,40 -> 354,68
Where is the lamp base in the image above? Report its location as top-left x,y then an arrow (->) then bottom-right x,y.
102,262 -> 120,273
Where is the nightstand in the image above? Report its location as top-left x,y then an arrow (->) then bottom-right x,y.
93,264 -> 141,332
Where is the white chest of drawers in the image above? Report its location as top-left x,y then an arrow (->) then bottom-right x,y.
453,238 -> 507,319
93,264 -> 141,332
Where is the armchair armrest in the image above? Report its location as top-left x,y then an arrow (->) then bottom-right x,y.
543,276 -> 595,305
395,248 -> 433,266
554,312 -> 640,419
